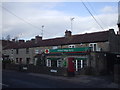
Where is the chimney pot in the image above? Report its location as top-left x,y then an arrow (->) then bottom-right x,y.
65,30 -> 72,37
35,35 -> 42,43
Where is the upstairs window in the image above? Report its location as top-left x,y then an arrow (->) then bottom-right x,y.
89,43 -> 98,51
52,46 -> 58,49
16,49 -> 19,54
26,48 -> 29,54
11,49 -> 13,55
68,45 -> 75,48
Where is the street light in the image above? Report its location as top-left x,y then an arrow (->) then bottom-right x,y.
41,25 -> 44,38
70,17 -> 75,32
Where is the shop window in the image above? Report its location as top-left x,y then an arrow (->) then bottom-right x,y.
46,59 -> 51,67
57,60 -> 62,67
83,60 -> 87,67
51,60 -> 57,67
34,58 -> 37,66
75,60 -> 87,71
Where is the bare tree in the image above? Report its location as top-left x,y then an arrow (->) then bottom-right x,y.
6,35 -> 11,41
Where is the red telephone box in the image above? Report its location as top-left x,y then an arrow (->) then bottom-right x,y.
67,57 -> 75,76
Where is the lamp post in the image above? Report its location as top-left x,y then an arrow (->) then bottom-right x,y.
41,25 -> 44,38
70,17 -> 75,32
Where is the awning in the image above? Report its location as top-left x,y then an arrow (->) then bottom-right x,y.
47,58 -> 61,60
75,58 -> 87,60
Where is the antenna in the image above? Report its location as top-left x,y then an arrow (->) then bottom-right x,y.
41,25 -> 44,38
117,1 -> 120,35
70,17 -> 74,32
118,1 -> 120,24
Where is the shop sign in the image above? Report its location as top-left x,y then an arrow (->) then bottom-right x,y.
50,69 -> 57,73
117,55 -> 120,57
49,47 -> 90,53
45,49 -> 50,54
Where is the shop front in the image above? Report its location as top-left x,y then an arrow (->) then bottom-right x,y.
45,47 -> 91,75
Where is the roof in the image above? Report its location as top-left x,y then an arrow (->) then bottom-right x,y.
3,30 -> 110,49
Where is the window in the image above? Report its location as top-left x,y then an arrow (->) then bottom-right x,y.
52,46 -> 58,49
35,50 -> 39,54
34,58 -> 37,65
26,48 -> 29,54
51,60 -> 57,67
75,60 -> 87,71
11,49 -> 13,55
68,45 -> 75,48
46,59 -> 51,67
26,58 -> 30,64
19,58 -> 22,64
83,60 -> 87,67
89,43 -> 98,51
16,58 -> 19,63
57,59 -> 62,67
16,49 -> 19,54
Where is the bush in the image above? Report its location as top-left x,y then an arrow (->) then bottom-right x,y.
2,59 -> 11,64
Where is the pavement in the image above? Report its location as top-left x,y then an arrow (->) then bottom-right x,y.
29,72 -> 120,88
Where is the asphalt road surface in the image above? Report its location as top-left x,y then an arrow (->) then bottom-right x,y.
2,70 -> 91,88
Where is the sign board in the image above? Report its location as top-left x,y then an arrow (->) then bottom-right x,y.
117,55 -> 120,57
50,69 -> 57,73
35,50 -> 39,54
45,47 -> 90,53
23,67 -> 27,70
45,49 -> 50,54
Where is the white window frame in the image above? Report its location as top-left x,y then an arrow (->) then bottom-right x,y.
52,46 -> 58,49
46,59 -> 51,67
89,43 -> 98,51
16,58 -> 19,64
34,58 -> 37,65
57,59 -> 62,67
68,45 -> 75,48
35,50 -> 39,54
11,49 -> 14,55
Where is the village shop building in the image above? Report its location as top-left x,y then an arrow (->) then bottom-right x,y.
2,29 -> 120,76
44,47 -> 90,72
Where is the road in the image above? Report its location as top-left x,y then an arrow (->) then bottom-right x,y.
2,70 -> 91,88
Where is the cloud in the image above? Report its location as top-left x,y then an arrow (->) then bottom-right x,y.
2,2 -> 118,41
100,6 -> 117,14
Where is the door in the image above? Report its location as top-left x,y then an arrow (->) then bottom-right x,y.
68,57 -> 75,72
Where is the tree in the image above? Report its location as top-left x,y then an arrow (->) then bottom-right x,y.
6,35 -> 11,41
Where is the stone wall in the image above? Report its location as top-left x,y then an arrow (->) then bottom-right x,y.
3,64 -> 68,76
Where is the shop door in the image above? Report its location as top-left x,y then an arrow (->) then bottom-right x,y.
68,57 -> 75,72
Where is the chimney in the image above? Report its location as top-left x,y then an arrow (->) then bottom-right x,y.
19,40 -> 25,44
12,39 -> 15,42
35,35 -> 42,43
31,39 -> 35,43
117,23 -> 120,35
117,1 -> 120,35
65,30 -> 72,37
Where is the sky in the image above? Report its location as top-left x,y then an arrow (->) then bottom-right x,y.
1,0 -> 120,40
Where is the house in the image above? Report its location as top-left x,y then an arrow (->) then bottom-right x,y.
2,28 -> 120,75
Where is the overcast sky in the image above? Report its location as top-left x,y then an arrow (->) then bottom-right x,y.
1,1 -> 119,40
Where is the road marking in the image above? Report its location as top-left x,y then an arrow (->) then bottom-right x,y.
0,83 -> 9,87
